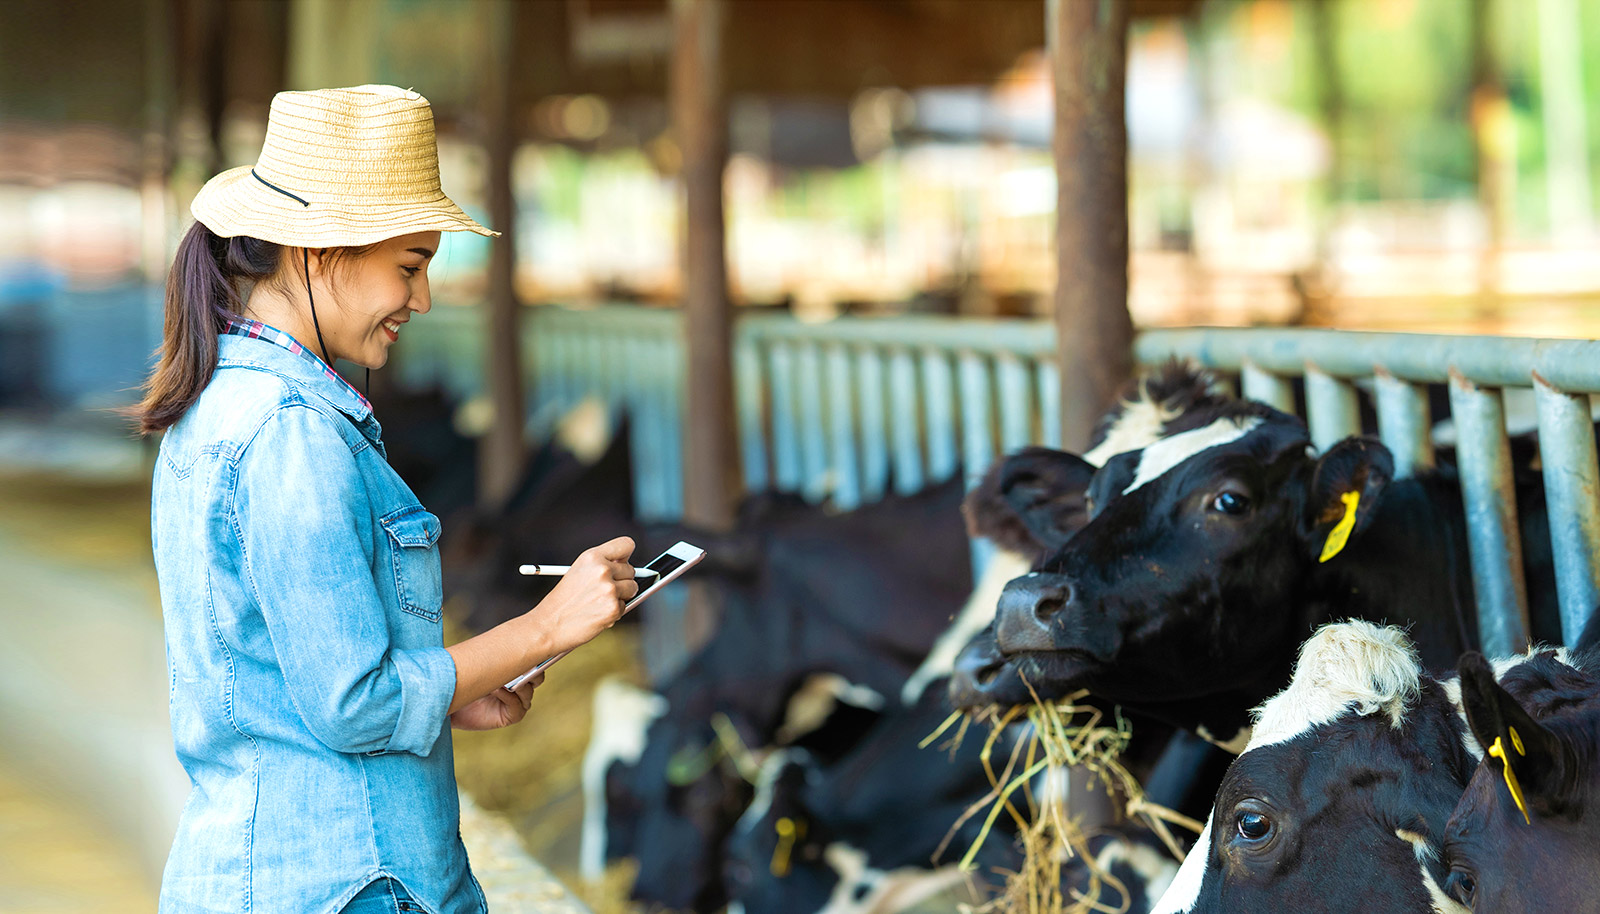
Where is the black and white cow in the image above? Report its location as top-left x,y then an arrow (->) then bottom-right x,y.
590,479 -> 978,912
1440,649 -> 1600,913
952,366 -> 1563,750
1152,621 -> 1595,914
722,684 -> 1180,914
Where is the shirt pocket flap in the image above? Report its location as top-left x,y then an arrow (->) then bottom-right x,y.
381,507 -> 441,549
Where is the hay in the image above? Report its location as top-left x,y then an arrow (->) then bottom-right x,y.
940,685 -> 1204,914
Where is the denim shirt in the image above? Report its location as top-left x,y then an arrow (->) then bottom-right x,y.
153,327 -> 485,914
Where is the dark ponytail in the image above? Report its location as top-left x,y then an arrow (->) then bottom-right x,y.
132,223 -> 284,434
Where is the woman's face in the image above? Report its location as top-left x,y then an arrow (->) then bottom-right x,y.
316,230 -> 442,370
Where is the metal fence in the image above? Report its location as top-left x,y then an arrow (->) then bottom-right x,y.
1138,328 -> 1600,656
401,306 -> 1600,655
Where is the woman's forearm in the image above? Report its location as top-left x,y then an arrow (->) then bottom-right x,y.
444,614 -> 557,715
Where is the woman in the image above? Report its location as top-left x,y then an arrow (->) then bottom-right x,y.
138,85 -> 635,913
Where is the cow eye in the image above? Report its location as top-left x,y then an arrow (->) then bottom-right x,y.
1211,491 -> 1250,515
1235,811 -> 1272,841
1445,868 -> 1477,907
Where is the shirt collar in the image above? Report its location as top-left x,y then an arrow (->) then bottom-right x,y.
219,319 -> 381,438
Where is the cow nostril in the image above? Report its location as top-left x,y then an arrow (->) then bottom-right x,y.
1034,582 -> 1071,621
975,663 -> 1000,686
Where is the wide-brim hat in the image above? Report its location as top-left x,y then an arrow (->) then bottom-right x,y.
191,84 -> 497,247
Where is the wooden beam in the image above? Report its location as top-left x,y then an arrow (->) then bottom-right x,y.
478,0 -> 525,510
1050,0 -> 1133,452
673,0 -> 738,532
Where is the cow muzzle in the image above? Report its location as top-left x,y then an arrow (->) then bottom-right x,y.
994,573 -> 1072,653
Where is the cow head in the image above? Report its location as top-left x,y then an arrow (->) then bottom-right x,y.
954,398 -> 1398,740
625,711 -> 760,912
724,686 -> 1023,914
1153,622 -> 1478,914
1441,651 -> 1600,913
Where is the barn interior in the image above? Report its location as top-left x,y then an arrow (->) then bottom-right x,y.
4,0 -> 1600,912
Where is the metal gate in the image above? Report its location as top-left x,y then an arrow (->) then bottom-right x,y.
402,305 -> 1600,654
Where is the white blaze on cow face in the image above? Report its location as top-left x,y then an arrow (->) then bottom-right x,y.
732,749 -> 802,838
817,843 -> 969,914
1122,417 -> 1264,496
1245,620 -> 1421,752
902,550 -> 1032,703
1094,835 -> 1180,902
1150,818 -> 1212,914
778,673 -> 886,744
581,677 -> 668,881
1084,392 -> 1185,468
1196,724 -> 1251,755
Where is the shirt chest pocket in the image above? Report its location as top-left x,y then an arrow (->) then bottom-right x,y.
379,506 -> 444,622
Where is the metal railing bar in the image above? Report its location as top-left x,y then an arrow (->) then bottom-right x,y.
827,343 -> 863,510
1138,328 -> 1600,393
922,348 -> 960,484
1305,365 -> 1361,452
1373,370 -> 1435,480
996,352 -> 1034,453
1448,371 -> 1532,656
1240,360 -> 1295,414
735,338 -> 769,493
1533,373 -> 1600,644
888,347 -> 925,496
768,341 -> 802,492
797,343 -> 830,502
856,345 -> 891,503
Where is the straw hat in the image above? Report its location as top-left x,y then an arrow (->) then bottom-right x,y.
191,84 -> 497,247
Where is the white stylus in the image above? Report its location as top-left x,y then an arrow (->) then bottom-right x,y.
519,564 -> 658,578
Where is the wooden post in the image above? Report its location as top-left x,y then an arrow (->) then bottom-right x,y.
1050,0 -> 1133,452
669,0 -> 735,669
672,0 -> 737,531
478,0 -> 525,510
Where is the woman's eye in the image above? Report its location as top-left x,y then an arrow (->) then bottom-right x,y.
1445,869 -> 1477,907
1211,491 -> 1249,515
1235,811 -> 1271,841
402,266 -> 421,276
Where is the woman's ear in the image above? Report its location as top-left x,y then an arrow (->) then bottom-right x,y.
302,247 -> 329,278
1303,436 -> 1393,563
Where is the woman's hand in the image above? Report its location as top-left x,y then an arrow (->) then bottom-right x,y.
531,536 -> 638,655
450,672 -> 543,730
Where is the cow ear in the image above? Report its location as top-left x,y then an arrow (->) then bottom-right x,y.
963,447 -> 1096,557
1304,436 -> 1393,563
1458,652 -> 1575,822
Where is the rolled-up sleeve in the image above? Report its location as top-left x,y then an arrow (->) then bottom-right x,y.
233,404 -> 456,757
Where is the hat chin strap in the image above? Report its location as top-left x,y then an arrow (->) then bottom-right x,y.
303,248 -> 332,366
302,248 -> 373,404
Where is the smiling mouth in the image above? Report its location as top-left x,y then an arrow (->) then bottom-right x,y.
381,318 -> 403,340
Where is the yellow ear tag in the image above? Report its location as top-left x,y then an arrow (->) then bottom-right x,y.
1318,491 -> 1362,563
771,817 -> 798,877
1488,727 -> 1532,825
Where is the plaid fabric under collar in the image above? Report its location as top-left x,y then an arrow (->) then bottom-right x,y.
223,318 -> 372,414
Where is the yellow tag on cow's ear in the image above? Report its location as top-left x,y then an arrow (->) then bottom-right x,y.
1488,728 -> 1532,825
1318,491 -> 1362,563
771,819 -> 800,877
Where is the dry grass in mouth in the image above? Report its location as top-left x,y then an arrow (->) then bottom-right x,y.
929,685 -> 1205,914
